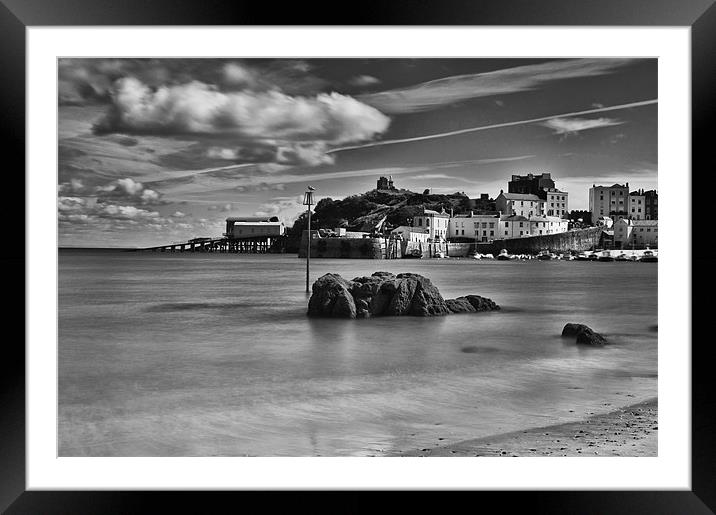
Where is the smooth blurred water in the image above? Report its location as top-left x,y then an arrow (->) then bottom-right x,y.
58,250 -> 657,456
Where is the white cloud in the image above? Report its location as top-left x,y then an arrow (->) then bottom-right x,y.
349,75 -> 381,87
410,173 -> 457,180
96,177 -> 164,205
95,78 -> 390,145
207,141 -> 336,167
253,195 -> 308,223
540,116 -> 624,135
359,58 -> 636,114
221,62 -> 257,87
208,203 -> 233,212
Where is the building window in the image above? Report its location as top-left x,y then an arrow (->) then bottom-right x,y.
489,222 -> 494,228
490,230 -> 494,236
418,219 -> 422,226
520,231 -> 523,236
461,229 -> 464,235
519,222 -> 523,227
481,222 -> 487,228
505,222 -> 509,227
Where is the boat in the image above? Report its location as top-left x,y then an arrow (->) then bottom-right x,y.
615,253 -> 630,261
587,251 -> 599,261
640,248 -> 658,262
481,253 -> 495,260
496,249 -> 511,261
537,250 -> 553,260
597,250 -> 615,262
470,250 -> 482,259
575,252 -> 590,261
433,250 -> 446,258
404,248 -> 422,259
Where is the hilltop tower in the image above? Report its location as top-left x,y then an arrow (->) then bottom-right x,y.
376,175 -> 397,191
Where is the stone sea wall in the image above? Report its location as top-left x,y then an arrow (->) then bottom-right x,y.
478,227 -> 604,255
298,231 -> 386,259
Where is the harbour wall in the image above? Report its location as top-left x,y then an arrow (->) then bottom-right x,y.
481,227 -> 604,255
299,231 -> 386,259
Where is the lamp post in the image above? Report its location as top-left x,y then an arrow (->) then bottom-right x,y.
303,186 -> 315,294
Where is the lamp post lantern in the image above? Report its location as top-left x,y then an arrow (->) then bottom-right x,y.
303,186 -> 315,294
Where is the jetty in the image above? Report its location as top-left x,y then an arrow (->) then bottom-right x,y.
138,235 -> 287,253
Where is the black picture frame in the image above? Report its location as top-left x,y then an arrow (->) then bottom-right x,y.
3,1 -> 712,512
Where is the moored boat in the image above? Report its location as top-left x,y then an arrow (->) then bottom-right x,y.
575,252 -> 590,261
640,249 -> 658,262
597,250 -> 614,262
496,249 -> 511,261
615,253 -> 630,261
404,248 -> 422,258
537,250 -> 553,260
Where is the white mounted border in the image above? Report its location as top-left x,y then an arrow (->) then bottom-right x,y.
27,26 -> 690,490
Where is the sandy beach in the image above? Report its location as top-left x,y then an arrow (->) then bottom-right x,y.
398,398 -> 657,457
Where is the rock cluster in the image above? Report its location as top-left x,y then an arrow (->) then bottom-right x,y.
562,323 -> 608,345
307,272 -> 500,319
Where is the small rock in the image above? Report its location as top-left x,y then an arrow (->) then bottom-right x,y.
562,323 -> 608,345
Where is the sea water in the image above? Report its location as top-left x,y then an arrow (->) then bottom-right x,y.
58,250 -> 657,456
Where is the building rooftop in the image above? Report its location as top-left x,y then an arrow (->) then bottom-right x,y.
592,183 -> 628,189
499,192 -> 543,201
422,209 -> 449,216
226,216 -> 280,223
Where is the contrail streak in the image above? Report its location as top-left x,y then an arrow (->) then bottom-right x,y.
328,99 -> 658,153
141,163 -> 255,184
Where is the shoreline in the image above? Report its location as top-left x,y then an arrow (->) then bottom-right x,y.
397,398 -> 657,457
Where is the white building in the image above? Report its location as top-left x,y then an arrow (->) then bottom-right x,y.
391,225 -> 430,242
589,183 -> 630,223
225,216 -> 285,238
544,189 -> 569,218
449,212 -> 500,241
614,219 -> 658,248
628,191 -> 646,220
499,214 -> 569,239
413,208 -> 450,241
495,191 -> 545,218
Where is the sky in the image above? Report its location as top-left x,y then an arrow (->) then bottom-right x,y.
57,58 -> 657,248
